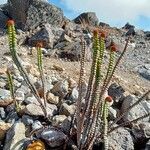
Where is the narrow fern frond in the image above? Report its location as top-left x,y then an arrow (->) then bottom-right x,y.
100,44 -> 116,118
6,69 -> 20,112
37,44 -> 43,72
82,33 -> 106,146
99,33 -> 105,59
36,43 -> 47,109
83,29 -> 100,113
76,37 -> 86,147
99,37 -> 129,98
7,20 -> 47,117
80,30 -> 101,148
103,101 -> 109,150
102,49 -> 115,90
96,38 -> 129,130
6,69 -> 15,100
103,96 -> 113,150
94,38 -> 129,144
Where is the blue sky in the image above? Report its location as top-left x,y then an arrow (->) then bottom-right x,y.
50,0 -> 77,19
1,0 -> 150,30
49,0 -> 150,31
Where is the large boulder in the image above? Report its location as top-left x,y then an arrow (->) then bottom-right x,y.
145,31 -> 150,40
132,122 -> 150,142
55,40 -> 82,61
123,22 -> 135,30
7,0 -> 29,29
136,64 -> 150,81
73,12 -> 99,26
0,9 -> 8,29
108,127 -> 134,150
28,24 -> 55,48
54,38 -> 92,61
5,0 -> 64,30
25,0 -> 64,30
108,83 -> 125,104
121,95 -> 150,122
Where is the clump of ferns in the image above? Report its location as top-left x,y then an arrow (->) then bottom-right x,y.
75,29 -> 150,150
6,19 -> 150,150
6,19 -> 48,117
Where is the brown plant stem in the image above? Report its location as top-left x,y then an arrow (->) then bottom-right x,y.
109,90 -> 150,127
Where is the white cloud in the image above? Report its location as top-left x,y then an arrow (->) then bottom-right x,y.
62,0 -> 150,27
0,0 -> 7,5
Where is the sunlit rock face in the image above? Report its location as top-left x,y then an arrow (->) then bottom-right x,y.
6,0 -> 64,30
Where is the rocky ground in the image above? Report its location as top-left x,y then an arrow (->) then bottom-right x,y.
0,0 -> 150,150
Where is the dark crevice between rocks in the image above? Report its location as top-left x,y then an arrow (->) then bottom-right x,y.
58,52 -> 80,61
134,139 -> 149,150
131,131 -> 149,150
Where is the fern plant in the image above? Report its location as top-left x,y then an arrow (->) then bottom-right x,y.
6,19 -> 150,150
102,96 -> 113,150
36,42 -> 47,109
7,19 -> 47,117
6,68 -> 20,112
75,28 -> 150,150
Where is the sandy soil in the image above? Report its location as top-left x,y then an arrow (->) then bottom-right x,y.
0,34 -> 149,96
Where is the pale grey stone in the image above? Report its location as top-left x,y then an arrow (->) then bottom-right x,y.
108,127 -> 134,150
3,122 -> 26,150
